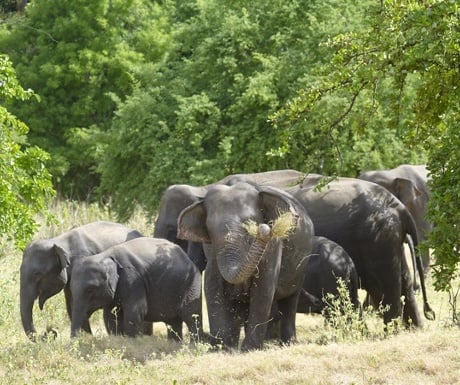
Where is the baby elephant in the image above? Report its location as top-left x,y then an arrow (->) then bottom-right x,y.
299,236 -> 360,314
70,237 -> 204,342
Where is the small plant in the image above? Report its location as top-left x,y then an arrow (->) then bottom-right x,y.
317,277 -> 369,343
312,277 -> 405,344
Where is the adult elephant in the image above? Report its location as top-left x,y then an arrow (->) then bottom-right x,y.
70,237 -> 204,342
288,175 -> 434,328
358,164 -> 431,271
177,182 -> 314,351
20,221 -> 143,340
154,169 -> 304,272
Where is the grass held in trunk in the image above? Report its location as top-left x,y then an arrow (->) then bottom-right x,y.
243,211 -> 296,240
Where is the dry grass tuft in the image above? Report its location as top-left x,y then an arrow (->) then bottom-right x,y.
243,211 -> 296,240
270,211 -> 296,239
242,219 -> 259,237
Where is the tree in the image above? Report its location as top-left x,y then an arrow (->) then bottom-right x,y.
275,0 -> 460,292
99,0 -> 381,219
0,54 -> 54,248
0,0 -> 170,198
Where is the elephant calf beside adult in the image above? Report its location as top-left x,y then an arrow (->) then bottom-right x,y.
288,175 -> 435,328
20,221 -> 144,340
358,164 -> 431,272
268,235 -> 360,339
177,182 -> 314,351
298,236 -> 360,315
70,237 -> 205,342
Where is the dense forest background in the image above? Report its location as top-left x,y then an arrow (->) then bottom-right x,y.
1,0 -> 459,290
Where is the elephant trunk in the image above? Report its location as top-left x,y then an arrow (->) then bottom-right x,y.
20,278 -> 38,341
70,302 -> 87,338
217,223 -> 271,285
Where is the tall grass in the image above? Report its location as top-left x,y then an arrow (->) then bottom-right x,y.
0,200 -> 459,385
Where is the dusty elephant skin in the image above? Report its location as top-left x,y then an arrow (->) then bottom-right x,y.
20,221 -> 143,341
70,237 -> 204,342
288,176 -> 435,328
298,235 -> 360,314
154,169 -> 304,273
177,182 -> 314,351
267,235 -> 360,339
358,164 -> 431,272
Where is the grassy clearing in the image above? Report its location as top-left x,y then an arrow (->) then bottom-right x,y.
1,200 -> 459,385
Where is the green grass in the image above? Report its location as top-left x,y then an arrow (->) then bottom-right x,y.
1,200 -> 459,385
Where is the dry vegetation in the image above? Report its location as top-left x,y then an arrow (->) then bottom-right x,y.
0,200 -> 459,385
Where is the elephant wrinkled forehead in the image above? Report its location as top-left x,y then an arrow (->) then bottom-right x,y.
22,239 -> 54,260
204,183 -> 262,229
206,183 -> 260,210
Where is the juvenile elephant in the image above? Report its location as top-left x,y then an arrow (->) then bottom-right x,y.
288,175 -> 434,328
20,221 -> 143,340
177,182 -> 314,351
154,169 -> 304,272
70,237 -> 204,342
298,236 -> 360,314
358,164 -> 431,271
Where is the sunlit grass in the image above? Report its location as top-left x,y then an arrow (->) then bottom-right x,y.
1,199 -> 459,384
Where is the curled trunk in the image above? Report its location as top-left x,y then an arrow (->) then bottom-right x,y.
217,223 -> 271,285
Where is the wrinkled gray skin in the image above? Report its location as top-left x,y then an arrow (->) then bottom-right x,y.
70,237 -> 204,342
298,236 -> 360,314
20,221 -> 143,340
288,175 -> 434,328
267,236 -> 359,339
154,170 -> 304,273
358,164 -> 431,272
177,182 -> 314,351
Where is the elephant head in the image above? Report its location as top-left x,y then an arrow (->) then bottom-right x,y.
70,255 -> 120,337
177,182 -> 299,285
20,240 -> 70,340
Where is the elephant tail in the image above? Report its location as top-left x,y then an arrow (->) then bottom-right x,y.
401,207 -> 435,321
405,233 -> 418,292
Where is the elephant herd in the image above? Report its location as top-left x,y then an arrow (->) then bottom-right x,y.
20,165 -> 435,351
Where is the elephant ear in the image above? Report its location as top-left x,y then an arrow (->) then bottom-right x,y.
177,201 -> 211,243
259,186 -> 298,224
392,178 -> 421,205
104,257 -> 121,294
54,244 -> 71,269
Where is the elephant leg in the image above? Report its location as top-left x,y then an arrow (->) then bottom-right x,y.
65,286 -> 92,334
143,322 -> 153,336
277,293 -> 300,345
242,275 -> 278,350
204,267 -> 241,349
122,304 -> 145,337
166,318 -> 183,342
182,298 -> 204,343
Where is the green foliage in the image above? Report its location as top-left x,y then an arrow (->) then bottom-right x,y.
277,0 -> 460,291
100,0 -> 376,218
1,0 -> 172,198
0,54 -> 54,248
